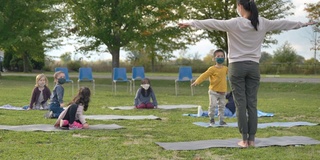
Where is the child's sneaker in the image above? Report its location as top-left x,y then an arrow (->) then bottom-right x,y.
44,111 -> 53,119
69,121 -> 83,130
219,121 -> 227,125
60,120 -> 69,127
209,118 -> 215,126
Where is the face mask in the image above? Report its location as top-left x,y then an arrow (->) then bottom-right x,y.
58,78 -> 66,84
38,82 -> 45,87
141,84 -> 150,90
216,58 -> 225,64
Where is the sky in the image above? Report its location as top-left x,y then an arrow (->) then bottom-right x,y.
46,0 -> 319,61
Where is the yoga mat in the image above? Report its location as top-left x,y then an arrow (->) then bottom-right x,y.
193,121 -> 319,128
108,104 -> 199,110
156,136 -> 320,150
0,105 -> 25,111
85,115 -> 161,120
0,124 -> 123,131
183,110 -> 273,118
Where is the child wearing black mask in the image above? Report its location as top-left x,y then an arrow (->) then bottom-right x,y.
191,49 -> 228,126
45,71 -> 66,118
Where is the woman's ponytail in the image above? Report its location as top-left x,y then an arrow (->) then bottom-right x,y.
238,0 -> 259,31
248,1 -> 259,31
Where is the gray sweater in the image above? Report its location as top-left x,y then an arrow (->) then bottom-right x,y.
187,17 -> 304,63
134,87 -> 158,106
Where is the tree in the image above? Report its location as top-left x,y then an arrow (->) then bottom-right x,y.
305,1 -> 320,74
66,0 -> 189,69
273,41 -> 302,73
260,51 -> 273,63
0,0 -> 65,72
304,1 -> 320,22
182,0 -> 295,63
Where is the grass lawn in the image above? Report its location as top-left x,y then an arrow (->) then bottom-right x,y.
0,75 -> 319,160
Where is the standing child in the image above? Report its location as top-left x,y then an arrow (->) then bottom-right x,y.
191,49 -> 228,126
134,78 -> 158,109
54,87 -> 91,129
28,74 -> 51,110
45,71 -> 66,118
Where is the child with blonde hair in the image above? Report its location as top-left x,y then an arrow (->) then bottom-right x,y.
27,74 -> 51,110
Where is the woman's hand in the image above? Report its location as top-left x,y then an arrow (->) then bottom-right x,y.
304,21 -> 318,27
178,23 -> 190,28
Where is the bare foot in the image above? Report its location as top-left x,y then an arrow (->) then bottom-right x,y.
237,140 -> 248,148
248,141 -> 255,147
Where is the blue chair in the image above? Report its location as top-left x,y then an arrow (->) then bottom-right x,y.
132,66 -> 145,92
78,67 -> 95,94
175,66 -> 194,96
54,67 -> 74,96
112,68 -> 132,94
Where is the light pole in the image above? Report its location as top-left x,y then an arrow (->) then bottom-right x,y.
312,26 -> 320,75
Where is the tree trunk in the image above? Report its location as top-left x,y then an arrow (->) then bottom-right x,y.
111,47 -> 120,69
110,47 -> 121,80
151,56 -> 155,72
22,51 -> 30,73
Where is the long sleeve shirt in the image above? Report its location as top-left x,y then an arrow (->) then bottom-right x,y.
50,84 -> 64,104
29,86 -> 51,109
187,17 -> 305,63
194,66 -> 228,92
134,88 -> 158,106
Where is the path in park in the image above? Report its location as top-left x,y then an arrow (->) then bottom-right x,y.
1,73 -> 319,83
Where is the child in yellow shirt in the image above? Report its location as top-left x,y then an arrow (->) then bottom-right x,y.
191,49 -> 228,125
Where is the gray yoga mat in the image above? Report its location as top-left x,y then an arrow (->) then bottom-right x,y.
0,105 -> 25,110
193,121 -> 319,128
109,104 -> 199,110
156,136 -> 320,150
0,124 -> 123,131
85,115 -> 161,120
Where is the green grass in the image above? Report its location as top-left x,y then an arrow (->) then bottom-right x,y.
0,75 -> 319,160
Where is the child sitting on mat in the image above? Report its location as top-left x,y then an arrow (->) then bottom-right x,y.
27,74 -> 51,110
134,78 -> 158,109
54,87 -> 91,129
45,71 -> 66,118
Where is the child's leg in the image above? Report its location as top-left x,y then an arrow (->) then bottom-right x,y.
63,105 -> 78,124
42,102 -> 49,110
50,102 -> 64,118
136,103 -> 147,109
145,102 -> 154,109
217,93 -> 226,123
208,90 -> 218,121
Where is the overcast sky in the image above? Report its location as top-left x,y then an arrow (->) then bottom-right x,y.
46,0 -> 319,61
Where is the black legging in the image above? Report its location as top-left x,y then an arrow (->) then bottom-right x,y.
63,104 -> 78,124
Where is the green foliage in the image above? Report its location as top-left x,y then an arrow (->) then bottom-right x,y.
0,0 -> 65,72
0,75 -> 319,159
273,41 -> 299,65
304,1 -> 320,22
183,0 -> 295,54
66,61 -> 81,72
65,0 -> 188,68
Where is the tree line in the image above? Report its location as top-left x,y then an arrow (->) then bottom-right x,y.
0,0 -> 319,75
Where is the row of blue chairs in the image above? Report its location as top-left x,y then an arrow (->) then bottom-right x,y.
55,66 -> 194,96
